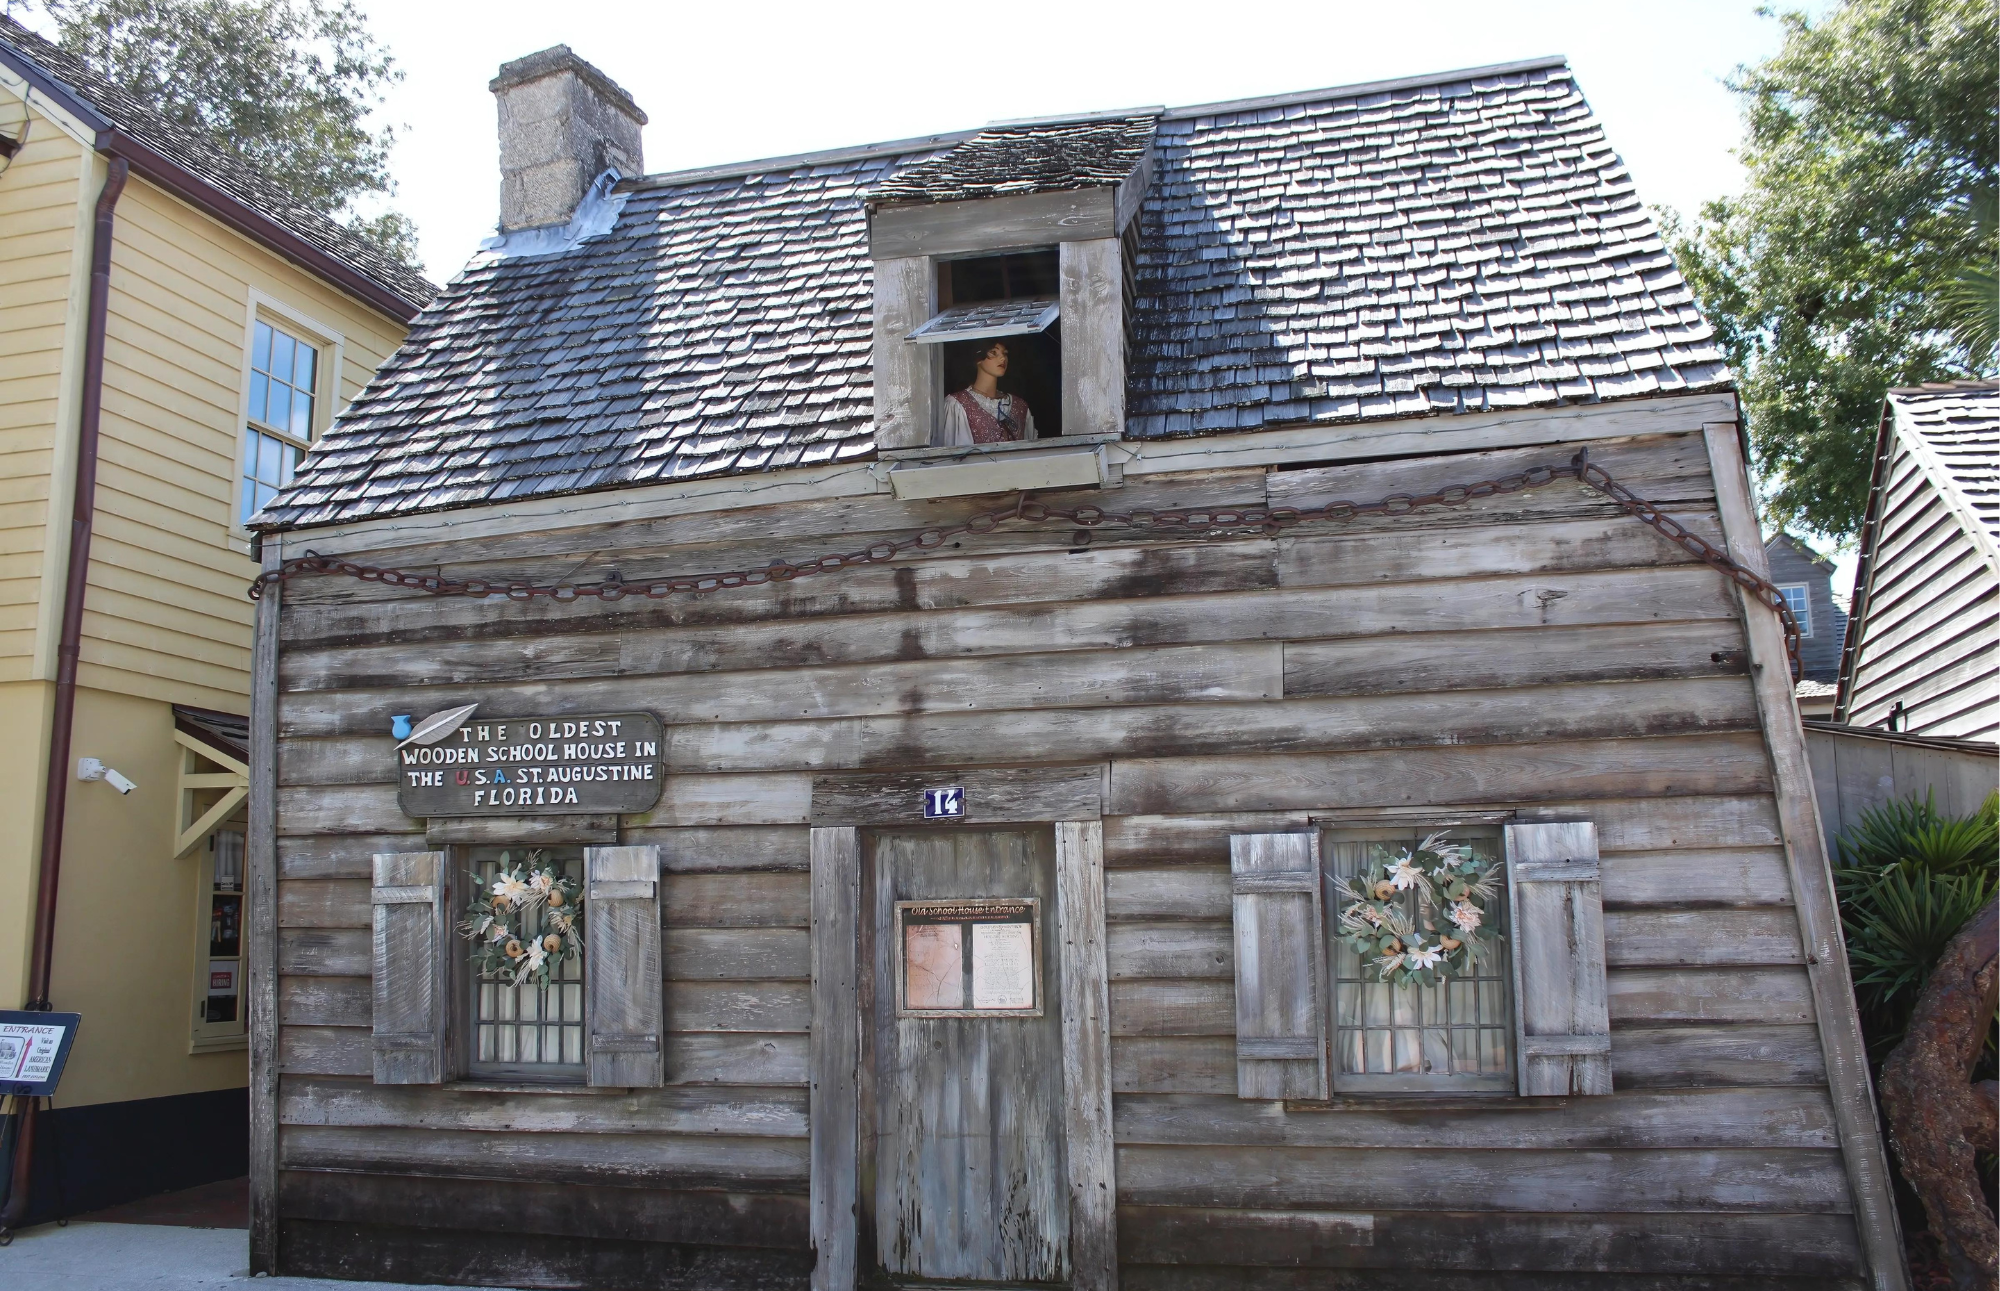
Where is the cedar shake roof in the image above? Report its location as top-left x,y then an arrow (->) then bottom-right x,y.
0,15 -> 437,311
255,56 -> 1730,531
869,113 -> 1158,205
1885,382 -> 2000,548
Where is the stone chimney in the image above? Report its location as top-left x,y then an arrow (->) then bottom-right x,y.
491,46 -> 646,234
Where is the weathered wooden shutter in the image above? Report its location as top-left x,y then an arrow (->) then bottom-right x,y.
1229,833 -> 1328,1100
585,845 -> 664,1088
371,850 -> 448,1084
1504,821 -> 1612,1096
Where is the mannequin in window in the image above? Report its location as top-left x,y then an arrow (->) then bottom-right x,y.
941,340 -> 1038,445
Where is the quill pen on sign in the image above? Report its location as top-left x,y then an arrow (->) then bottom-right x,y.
397,703 -> 479,749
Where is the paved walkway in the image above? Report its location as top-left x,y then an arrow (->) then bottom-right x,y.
2,1176 -> 508,1290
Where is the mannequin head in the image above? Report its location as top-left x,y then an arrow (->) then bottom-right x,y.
975,341 -> 1009,382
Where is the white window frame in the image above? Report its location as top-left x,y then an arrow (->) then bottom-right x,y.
1776,583 -> 1813,638
231,291 -> 344,542
189,825 -> 248,1053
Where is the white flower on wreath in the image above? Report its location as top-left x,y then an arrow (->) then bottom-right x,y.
487,920 -> 510,942
1448,901 -> 1483,932
522,942 -> 548,974
529,870 -> 554,894
1387,854 -> 1424,890
491,873 -> 532,907
1405,941 -> 1443,970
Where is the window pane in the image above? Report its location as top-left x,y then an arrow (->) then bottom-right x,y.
255,431 -> 279,484
270,330 -> 294,383
468,849 -> 585,1077
239,476 -> 258,523
252,321 -> 272,374
289,384 -> 312,437
248,371 -> 268,426
279,441 -> 298,486
1327,831 -> 1510,1084
294,340 -> 316,393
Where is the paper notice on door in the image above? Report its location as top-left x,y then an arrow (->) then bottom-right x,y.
904,922 -> 965,1010
970,921 -> 1035,1010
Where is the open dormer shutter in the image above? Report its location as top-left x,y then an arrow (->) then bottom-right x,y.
1505,822 -> 1612,1096
1229,833 -> 1329,1100
585,845 -> 664,1087
371,850 -> 449,1084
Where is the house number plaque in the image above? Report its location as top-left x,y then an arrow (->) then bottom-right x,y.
896,898 -> 1040,1017
394,709 -> 664,818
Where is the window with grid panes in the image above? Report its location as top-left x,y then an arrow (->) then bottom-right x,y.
463,847 -> 586,1079
240,319 -> 317,523
1776,584 -> 1812,637
1324,827 -> 1513,1091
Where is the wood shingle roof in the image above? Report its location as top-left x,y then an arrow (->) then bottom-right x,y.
256,56 -> 1729,531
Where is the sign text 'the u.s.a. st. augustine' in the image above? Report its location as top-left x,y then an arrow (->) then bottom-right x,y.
395,710 -> 664,817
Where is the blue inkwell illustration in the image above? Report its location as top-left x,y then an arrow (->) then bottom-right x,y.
391,715 -> 413,741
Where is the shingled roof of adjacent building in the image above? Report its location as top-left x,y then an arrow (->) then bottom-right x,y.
255,55 -> 1730,531
869,113 -> 1157,205
0,15 -> 436,311
1885,382 -> 2000,547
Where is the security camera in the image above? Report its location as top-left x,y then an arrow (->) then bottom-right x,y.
77,757 -> 137,795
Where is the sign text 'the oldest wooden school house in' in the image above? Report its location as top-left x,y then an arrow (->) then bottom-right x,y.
239,43 -> 1910,1291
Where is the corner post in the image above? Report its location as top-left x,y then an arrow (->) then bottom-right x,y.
246,539 -> 282,1272
1702,421 -> 1908,1291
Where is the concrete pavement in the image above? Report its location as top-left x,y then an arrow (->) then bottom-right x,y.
1,1220 -> 511,1290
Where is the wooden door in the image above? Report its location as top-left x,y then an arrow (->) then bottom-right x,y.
862,828 -> 1068,1286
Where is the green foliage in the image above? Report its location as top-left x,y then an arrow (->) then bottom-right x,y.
14,0 -> 417,267
1833,791 -> 1998,1059
1669,0 -> 1998,541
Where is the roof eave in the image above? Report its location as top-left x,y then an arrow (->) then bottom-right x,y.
96,125 -> 425,322
0,37 -> 425,323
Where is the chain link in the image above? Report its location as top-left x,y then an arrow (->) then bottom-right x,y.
250,449 -> 1800,674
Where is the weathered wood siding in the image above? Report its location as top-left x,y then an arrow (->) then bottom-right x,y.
1806,724 -> 1999,861
1840,434 -> 1999,740
269,426 -> 1867,1287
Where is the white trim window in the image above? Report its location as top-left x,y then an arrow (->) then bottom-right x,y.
240,317 -> 319,524
1776,584 -> 1813,637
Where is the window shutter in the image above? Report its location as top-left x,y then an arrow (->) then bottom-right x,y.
1504,822 -> 1612,1096
585,845 -> 664,1088
371,850 -> 448,1085
1229,833 -> 1329,1100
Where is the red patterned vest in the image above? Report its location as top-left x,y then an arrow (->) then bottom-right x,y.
949,389 -> 1024,443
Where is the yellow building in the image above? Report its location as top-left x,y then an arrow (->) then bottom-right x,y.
0,17 -> 431,1226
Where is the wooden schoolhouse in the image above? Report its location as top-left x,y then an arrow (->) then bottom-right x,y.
242,47 -> 1907,1291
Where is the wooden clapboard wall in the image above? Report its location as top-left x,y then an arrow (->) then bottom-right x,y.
265,426 -> 1870,1289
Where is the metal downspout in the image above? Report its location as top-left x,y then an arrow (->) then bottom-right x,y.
0,152 -> 128,1241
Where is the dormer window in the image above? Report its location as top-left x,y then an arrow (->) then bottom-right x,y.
867,112 -> 1158,459
913,248 -> 1064,442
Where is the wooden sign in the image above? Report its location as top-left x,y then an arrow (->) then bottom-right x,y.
895,898 -> 1040,1017
396,711 -> 664,818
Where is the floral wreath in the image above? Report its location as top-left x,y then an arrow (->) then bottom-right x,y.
457,849 -> 583,988
1331,831 -> 1504,988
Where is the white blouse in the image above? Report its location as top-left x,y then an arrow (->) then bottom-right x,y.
938,389 -> 1038,446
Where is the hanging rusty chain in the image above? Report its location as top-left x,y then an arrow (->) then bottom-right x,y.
250,449 -> 1800,673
